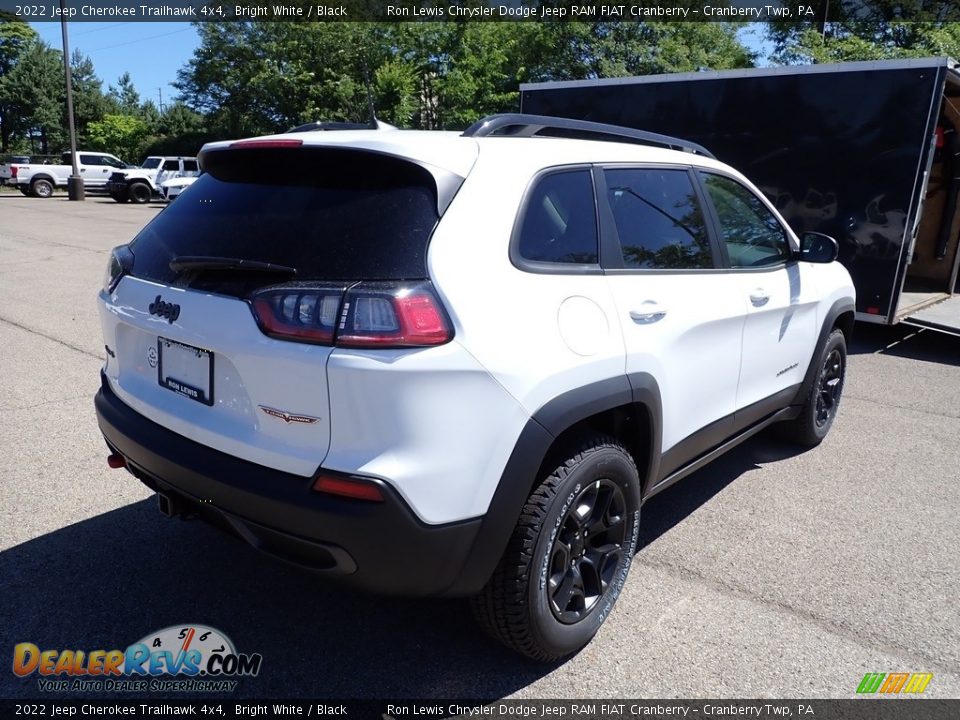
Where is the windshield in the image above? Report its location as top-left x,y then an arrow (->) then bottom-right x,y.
141,158 -> 162,169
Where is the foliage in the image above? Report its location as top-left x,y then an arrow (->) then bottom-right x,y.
69,50 -> 111,145
107,71 -> 141,114
0,39 -> 63,152
174,21 -> 754,136
86,114 -> 149,163
0,16 -> 38,151
767,3 -> 960,65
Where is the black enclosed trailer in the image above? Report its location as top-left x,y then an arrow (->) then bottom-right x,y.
521,57 -> 960,335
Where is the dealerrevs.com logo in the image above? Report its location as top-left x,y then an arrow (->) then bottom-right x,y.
12,624 -> 262,693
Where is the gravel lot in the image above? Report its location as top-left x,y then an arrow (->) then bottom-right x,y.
1,194 -> 958,699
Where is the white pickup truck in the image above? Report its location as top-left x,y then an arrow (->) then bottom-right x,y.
5,151 -> 129,197
105,156 -> 199,204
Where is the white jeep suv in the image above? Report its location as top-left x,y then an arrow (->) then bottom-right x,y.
95,115 -> 855,660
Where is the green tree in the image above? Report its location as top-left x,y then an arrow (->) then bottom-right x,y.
173,20 -> 755,134
86,114 -> 149,163
69,50 -> 111,145
767,0 -> 960,65
0,39 -> 63,153
107,71 -> 141,114
0,17 -> 39,151
158,101 -> 204,136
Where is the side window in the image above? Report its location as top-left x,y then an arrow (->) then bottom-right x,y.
162,160 -> 180,171
183,160 -> 199,173
104,156 -> 127,168
516,170 -> 598,265
701,173 -> 791,268
604,168 -> 713,270
79,155 -> 102,166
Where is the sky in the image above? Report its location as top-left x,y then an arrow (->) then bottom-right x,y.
31,22 -> 199,108
29,22 -> 774,111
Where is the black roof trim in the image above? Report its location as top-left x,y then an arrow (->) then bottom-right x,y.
461,113 -> 716,159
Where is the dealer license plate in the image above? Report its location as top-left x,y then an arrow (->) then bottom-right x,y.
157,337 -> 214,406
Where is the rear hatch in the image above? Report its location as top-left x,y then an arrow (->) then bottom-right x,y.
99,142 -> 465,476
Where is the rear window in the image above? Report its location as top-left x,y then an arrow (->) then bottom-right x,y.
128,148 -> 441,294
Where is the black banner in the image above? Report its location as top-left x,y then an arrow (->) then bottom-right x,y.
4,0 -> 960,23
1,699 -> 958,720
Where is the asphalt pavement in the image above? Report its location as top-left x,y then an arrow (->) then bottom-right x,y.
1,193 -> 958,700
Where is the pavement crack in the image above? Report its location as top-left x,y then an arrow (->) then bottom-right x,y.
0,315 -> 102,361
0,393 -> 92,412
844,393 -> 960,421
638,556 -> 958,676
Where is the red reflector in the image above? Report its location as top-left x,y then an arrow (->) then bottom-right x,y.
107,453 -> 126,469
313,475 -> 384,502
866,306 -> 881,315
229,139 -> 303,149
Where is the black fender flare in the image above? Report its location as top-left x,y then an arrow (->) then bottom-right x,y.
794,298 -> 855,405
445,374 -> 663,597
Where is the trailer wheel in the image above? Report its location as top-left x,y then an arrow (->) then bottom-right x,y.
30,178 -> 54,198
128,182 -> 151,204
778,329 -> 846,447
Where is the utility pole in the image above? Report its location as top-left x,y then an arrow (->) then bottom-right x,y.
158,87 -> 164,114
60,0 -> 84,201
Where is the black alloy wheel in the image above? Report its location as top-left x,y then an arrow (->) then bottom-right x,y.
548,478 -> 627,624
815,348 -> 843,428
471,435 -> 641,661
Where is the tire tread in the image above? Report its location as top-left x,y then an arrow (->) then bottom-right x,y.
470,434 -> 635,661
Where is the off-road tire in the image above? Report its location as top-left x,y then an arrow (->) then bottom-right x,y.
471,435 -> 641,661
128,182 -> 151,204
778,328 -> 846,447
110,190 -> 129,204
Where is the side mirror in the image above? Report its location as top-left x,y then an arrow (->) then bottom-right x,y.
799,232 -> 839,263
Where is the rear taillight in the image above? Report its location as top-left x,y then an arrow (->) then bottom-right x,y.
251,285 -> 345,344
103,245 -> 134,293
10,166 -> 17,179
249,281 -> 453,348
337,282 -> 452,347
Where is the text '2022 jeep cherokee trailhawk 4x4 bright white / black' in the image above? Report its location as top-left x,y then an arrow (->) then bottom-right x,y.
95,115 -> 855,660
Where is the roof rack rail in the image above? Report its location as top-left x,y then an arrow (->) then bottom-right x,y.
461,113 -> 715,159
286,119 -> 398,133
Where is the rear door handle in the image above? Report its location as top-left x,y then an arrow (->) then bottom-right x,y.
629,302 -> 668,324
749,289 -> 770,307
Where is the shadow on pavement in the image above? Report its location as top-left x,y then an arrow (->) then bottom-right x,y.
848,321 -> 960,367
0,498 -> 553,700
1,433 -> 806,700
638,433 -> 805,550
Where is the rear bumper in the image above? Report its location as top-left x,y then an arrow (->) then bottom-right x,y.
94,373 -> 483,596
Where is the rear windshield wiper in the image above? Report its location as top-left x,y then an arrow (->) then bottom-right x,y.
169,256 -> 297,276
